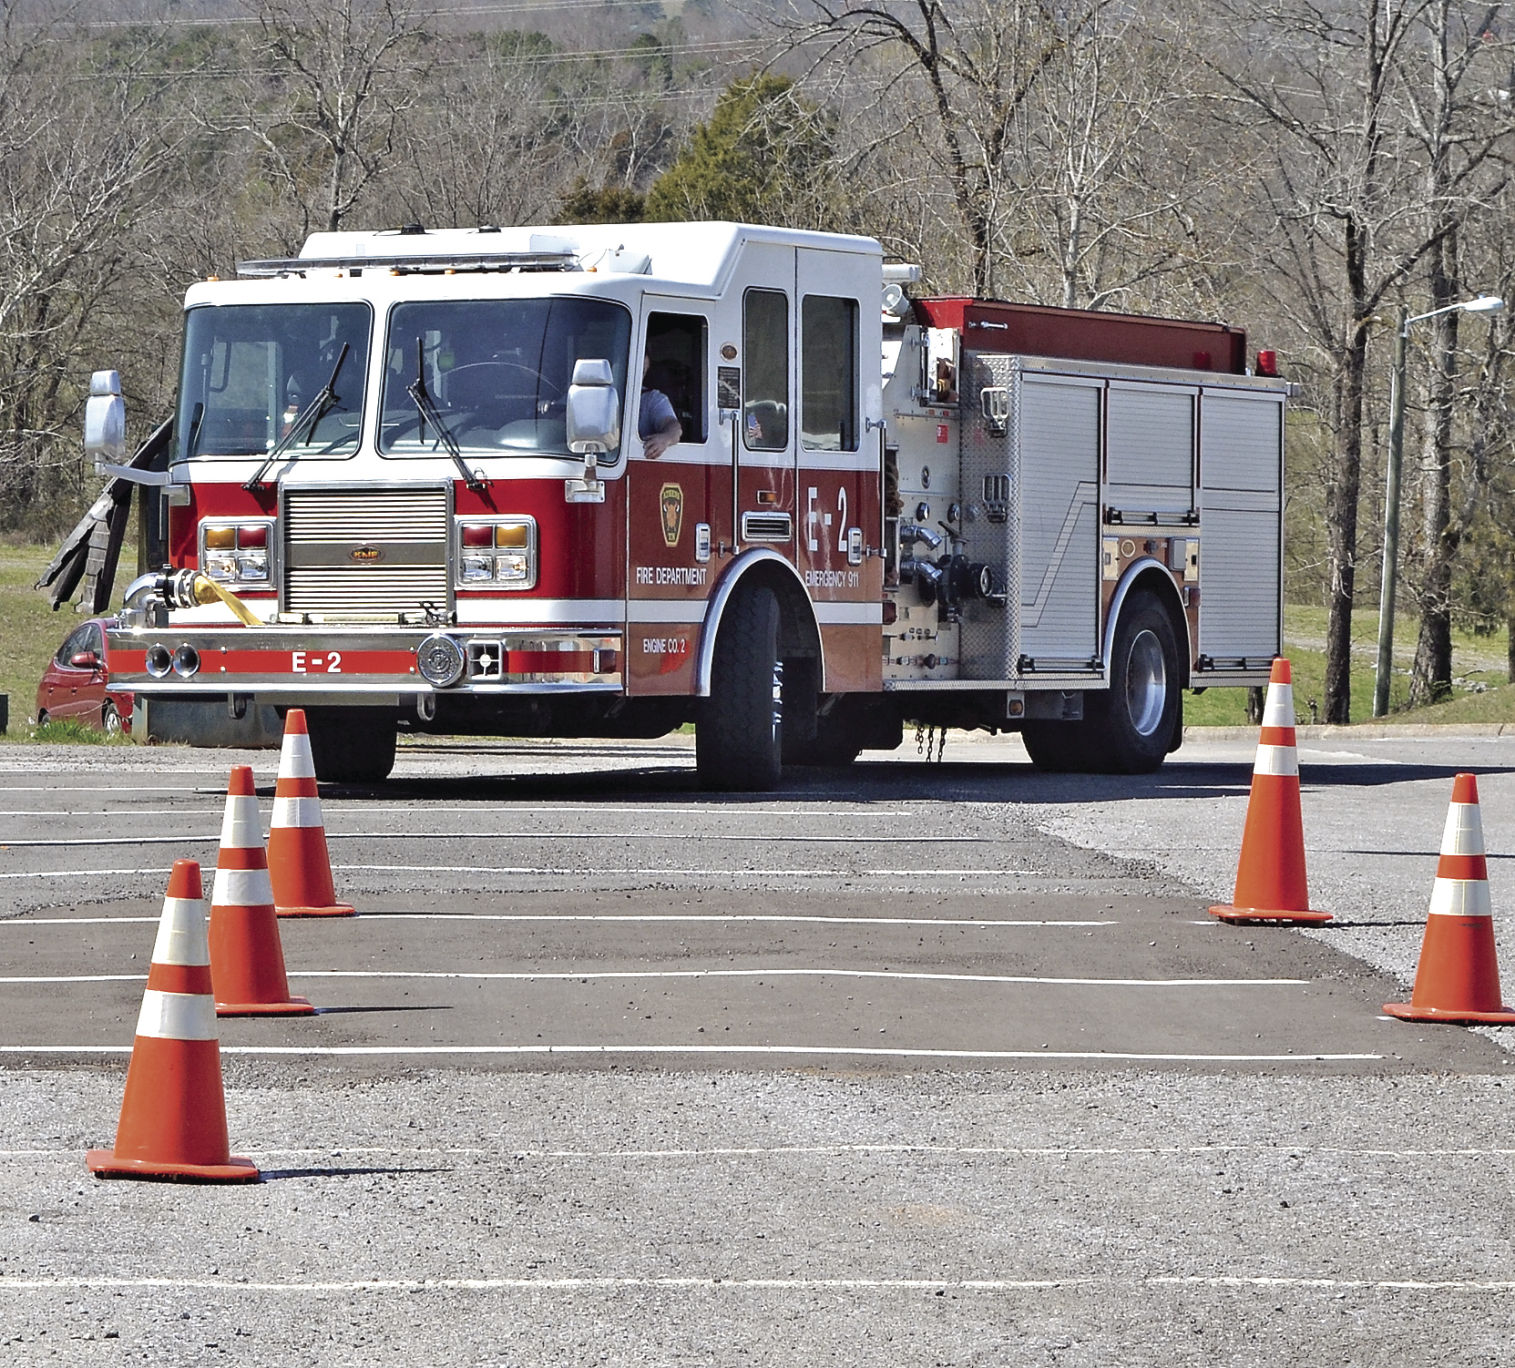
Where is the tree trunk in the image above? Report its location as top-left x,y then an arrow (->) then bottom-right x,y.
1407,284 -> 1459,706
1323,288 -> 1371,724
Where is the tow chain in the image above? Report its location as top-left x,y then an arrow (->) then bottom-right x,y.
914,725 -> 948,763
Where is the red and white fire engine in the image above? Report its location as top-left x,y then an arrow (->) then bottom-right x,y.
85,221 -> 1287,788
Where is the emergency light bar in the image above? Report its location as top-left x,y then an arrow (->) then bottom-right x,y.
236,251 -> 581,278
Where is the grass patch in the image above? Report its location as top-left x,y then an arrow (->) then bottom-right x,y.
0,542 -> 82,739
1182,604 -> 1512,727
30,717 -> 130,745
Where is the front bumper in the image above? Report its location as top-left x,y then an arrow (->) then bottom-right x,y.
103,624 -> 623,704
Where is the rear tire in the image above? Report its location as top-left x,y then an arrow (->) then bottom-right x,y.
304,707 -> 398,783
697,586 -> 783,791
1020,591 -> 1180,774
1019,720 -> 1095,772
1082,590 -> 1180,773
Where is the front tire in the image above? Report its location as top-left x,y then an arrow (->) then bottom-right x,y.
697,586 -> 783,791
304,707 -> 398,783
101,702 -> 123,737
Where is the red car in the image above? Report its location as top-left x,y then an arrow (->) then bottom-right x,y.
35,618 -> 134,736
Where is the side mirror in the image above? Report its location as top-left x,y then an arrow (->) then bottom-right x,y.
566,358 -> 621,455
84,370 -> 127,471
70,651 -> 102,670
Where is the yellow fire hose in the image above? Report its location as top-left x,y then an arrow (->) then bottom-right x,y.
190,573 -> 263,628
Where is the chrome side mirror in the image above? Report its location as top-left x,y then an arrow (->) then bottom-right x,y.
84,370 -> 127,472
566,358 -> 620,455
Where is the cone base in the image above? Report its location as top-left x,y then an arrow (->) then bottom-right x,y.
1208,903 -> 1333,925
216,996 -> 315,1017
275,904 -> 355,918
86,1149 -> 260,1183
1382,1001 -> 1515,1025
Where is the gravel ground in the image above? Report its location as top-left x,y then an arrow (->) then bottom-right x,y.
4,730 -> 1515,1364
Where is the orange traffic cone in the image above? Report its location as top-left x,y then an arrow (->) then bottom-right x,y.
1385,773 -> 1515,1024
267,709 -> 355,918
1209,658 -> 1332,924
209,765 -> 315,1015
87,860 -> 259,1182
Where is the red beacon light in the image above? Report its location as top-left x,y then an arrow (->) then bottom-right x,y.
1255,349 -> 1279,377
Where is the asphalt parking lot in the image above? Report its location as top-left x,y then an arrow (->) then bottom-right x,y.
3,730 -> 1513,1364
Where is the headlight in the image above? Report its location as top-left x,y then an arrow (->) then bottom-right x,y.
455,518 -> 536,590
200,521 -> 274,585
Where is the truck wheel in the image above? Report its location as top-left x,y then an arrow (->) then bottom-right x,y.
304,707 -> 397,783
1083,590 -> 1180,774
1018,720 -> 1095,773
697,586 -> 783,791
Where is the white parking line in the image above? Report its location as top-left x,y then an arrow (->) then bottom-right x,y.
10,1273 -> 1487,1293
0,870 -> 1041,888
0,831 -> 992,847
0,967 -> 1307,986
14,1141 -> 1515,1160
0,913 -> 1110,926
1,1044 -> 1380,1062
0,805 -> 913,819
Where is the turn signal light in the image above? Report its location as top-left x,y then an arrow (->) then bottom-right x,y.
455,518 -> 537,590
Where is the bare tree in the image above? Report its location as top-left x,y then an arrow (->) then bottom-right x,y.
1402,2 -> 1512,704
235,0 -> 430,241
777,0 -> 1107,296
0,12 -> 189,535
1204,0 -> 1446,722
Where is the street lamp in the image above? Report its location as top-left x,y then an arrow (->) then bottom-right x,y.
1372,293 -> 1505,719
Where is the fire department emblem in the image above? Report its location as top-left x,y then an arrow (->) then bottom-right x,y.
659,483 -> 683,547
349,544 -> 384,564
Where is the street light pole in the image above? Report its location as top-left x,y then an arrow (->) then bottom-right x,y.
1373,308 -> 1410,720
1372,293 -> 1505,719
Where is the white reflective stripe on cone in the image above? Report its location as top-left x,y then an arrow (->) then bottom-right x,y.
211,866 -> 276,909
279,738 -> 317,780
1252,744 -> 1299,778
1262,684 -> 1295,728
135,989 -> 218,1041
219,796 -> 264,851
1428,877 -> 1494,920
271,796 -> 324,829
1441,802 -> 1485,856
149,897 -> 210,966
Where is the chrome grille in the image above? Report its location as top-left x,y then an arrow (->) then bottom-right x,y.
282,486 -> 451,618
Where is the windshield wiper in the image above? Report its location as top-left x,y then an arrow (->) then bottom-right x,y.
406,337 -> 483,490
244,342 -> 350,491
182,401 -> 205,461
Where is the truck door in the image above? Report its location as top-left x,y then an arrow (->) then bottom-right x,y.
795,245 -> 882,692
624,299 -> 717,696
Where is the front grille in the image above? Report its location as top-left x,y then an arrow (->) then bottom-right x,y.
282,486 -> 451,619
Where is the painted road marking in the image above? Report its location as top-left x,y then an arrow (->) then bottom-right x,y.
0,832 -> 991,847
3,912 -> 1105,927
1,805 -> 931,820
0,968 -> 1307,986
0,866 -> 1037,883
11,1274 -> 1494,1292
0,1044 -> 1381,1062
11,1141 -> 1515,1160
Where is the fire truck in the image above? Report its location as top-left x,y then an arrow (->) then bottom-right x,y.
83,221 -> 1287,789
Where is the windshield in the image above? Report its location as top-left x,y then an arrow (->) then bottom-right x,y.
379,298 -> 631,460
174,303 -> 371,463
